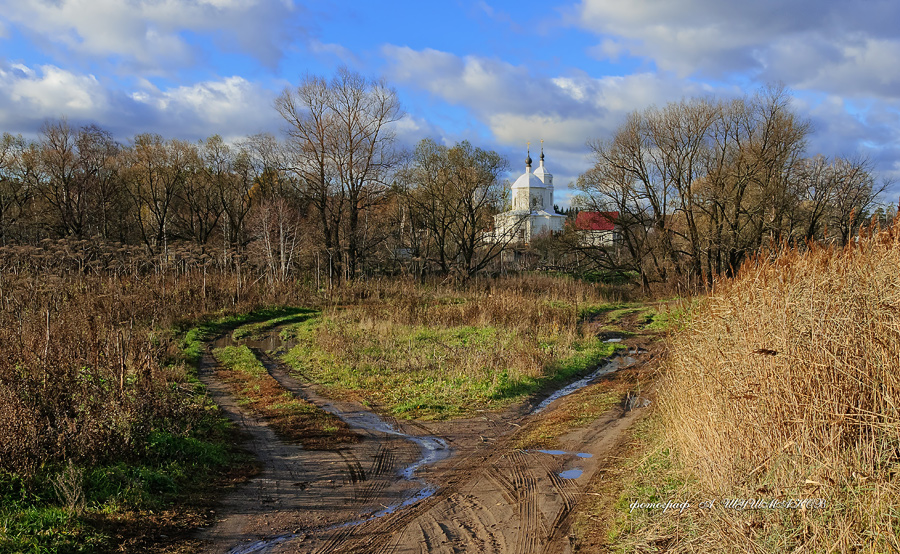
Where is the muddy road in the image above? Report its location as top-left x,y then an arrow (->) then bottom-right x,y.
194,330 -> 650,553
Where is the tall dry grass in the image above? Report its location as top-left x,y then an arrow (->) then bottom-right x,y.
0,259 -> 307,475
659,222 -> 900,550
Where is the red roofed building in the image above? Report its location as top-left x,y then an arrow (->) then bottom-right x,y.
574,211 -> 619,247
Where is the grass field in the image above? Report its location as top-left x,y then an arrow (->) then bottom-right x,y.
0,270 -> 635,551
279,279 -> 626,418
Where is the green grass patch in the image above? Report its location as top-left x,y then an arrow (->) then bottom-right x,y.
213,345 -> 267,378
0,429 -> 233,554
180,306 -> 318,364
281,314 -> 621,420
645,299 -> 697,331
232,309 -> 318,340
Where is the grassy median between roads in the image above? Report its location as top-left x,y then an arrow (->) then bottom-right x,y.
279,278 -> 630,419
213,344 -> 357,448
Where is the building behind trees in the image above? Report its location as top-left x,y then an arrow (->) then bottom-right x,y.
0,80 -> 893,288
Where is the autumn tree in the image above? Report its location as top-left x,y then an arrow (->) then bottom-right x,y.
0,133 -> 34,245
401,138 -> 510,278
578,86 -> 812,286
123,134 -> 193,256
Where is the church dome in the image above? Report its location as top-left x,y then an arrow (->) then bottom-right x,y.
512,171 -> 547,189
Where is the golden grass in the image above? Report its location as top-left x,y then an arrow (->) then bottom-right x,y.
652,223 -> 900,551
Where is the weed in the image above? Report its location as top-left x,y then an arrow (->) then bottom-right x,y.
52,462 -> 85,515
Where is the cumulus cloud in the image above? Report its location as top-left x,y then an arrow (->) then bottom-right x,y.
0,61 -> 280,141
573,0 -> 900,99
381,43 -> 900,203
382,45 -> 715,149
130,76 -> 282,140
0,0 -> 299,72
382,45 -> 733,204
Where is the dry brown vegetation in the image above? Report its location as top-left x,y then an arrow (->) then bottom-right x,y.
631,221 -> 900,551
0,248 -> 305,476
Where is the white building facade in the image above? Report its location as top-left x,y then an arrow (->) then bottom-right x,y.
494,144 -> 566,243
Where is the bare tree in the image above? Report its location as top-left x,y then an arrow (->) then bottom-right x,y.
276,67 -> 403,281
0,134 -> 34,245
35,119 -> 85,237
172,138 -> 219,247
123,134 -> 192,256
579,86 -> 811,287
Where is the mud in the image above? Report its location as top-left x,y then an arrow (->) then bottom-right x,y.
195,327 -> 650,553
531,355 -> 637,414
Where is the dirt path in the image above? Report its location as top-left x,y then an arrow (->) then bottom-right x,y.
195,331 -> 650,553
196,338 -> 422,554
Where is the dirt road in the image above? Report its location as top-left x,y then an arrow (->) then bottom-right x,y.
195,330 -> 649,553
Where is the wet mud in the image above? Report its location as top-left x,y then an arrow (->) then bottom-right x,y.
195,326 -> 648,553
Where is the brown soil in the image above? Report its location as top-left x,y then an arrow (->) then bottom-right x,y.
188,326 -> 659,554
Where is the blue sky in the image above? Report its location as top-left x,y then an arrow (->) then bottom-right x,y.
2,0 -> 899,207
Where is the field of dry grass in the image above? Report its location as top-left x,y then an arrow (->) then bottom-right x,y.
0,248 -> 636,552
602,223 -> 900,552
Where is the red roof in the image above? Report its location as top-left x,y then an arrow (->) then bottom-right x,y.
575,211 -> 618,231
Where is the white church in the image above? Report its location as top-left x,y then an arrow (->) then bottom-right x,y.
493,142 -> 566,243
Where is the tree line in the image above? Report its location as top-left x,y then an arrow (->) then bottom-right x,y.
0,74 -> 891,288
574,85 -> 892,289
0,69 -> 515,284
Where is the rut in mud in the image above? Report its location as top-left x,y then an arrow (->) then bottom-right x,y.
195,327 -> 649,553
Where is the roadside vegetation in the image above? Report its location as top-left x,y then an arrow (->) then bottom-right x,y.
0,261 -> 307,553
577,221 -> 900,552
212,344 -> 356,448
0,260 -> 637,552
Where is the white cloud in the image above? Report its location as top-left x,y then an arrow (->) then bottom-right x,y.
0,61 -> 280,141
383,46 -> 712,144
382,46 -> 732,204
573,0 -> 900,99
1,64 -> 107,121
134,76 -> 281,139
308,39 -> 361,67
0,0 -> 299,72
381,43 -> 900,204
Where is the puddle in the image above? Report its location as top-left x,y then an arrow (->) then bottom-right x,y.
533,449 -> 592,459
558,468 -> 583,479
604,338 -> 623,343
214,331 -> 452,554
531,355 -> 637,414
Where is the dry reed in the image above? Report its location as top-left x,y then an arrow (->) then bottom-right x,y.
658,222 -> 900,551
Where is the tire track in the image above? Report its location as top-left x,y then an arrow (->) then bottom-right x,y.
201,327 -> 650,554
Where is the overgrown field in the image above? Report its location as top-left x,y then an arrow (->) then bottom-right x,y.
600,224 -> 900,552
280,276 -> 625,418
0,251 -> 633,552
0,254 -> 309,552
